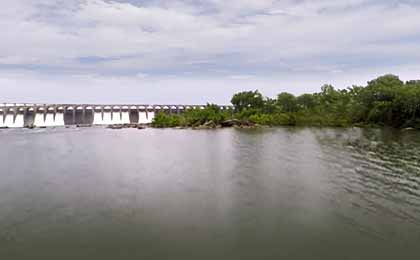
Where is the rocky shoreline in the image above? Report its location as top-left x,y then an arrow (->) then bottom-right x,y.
0,119 -> 260,130
190,119 -> 260,129
106,124 -> 147,130
108,119 -> 260,130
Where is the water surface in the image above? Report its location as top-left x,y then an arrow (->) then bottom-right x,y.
0,127 -> 419,259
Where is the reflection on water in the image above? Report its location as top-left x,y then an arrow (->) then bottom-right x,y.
0,127 -> 419,259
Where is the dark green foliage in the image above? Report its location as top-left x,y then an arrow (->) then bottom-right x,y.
231,90 -> 264,112
353,75 -> 420,127
152,74 -> 420,129
183,103 -> 229,126
152,104 -> 230,128
151,112 -> 183,128
241,74 -> 420,129
297,94 -> 317,110
277,92 -> 298,112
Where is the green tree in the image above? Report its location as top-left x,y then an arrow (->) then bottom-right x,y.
262,98 -> 278,114
231,90 -> 264,112
184,103 -> 227,126
357,75 -> 404,126
297,93 -> 317,110
277,92 -> 298,112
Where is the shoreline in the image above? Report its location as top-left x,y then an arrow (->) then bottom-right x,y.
1,122 -> 418,132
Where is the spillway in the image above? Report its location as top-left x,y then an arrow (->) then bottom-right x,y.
111,112 -> 123,124
42,113 -> 65,127
54,112 -> 65,126
140,111 -> 154,124
0,115 -> 4,127
84,109 -> 94,125
24,110 -> 35,127
129,110 -> 139,123
102,112 -> 113,125
121,112 -> 130,124
45,113 -> 56,126
13,114 -> 24,128
93,112 -> 104,125
4,114 -> 24,128
34,113 -> 48,127
73,108 -> 94,125
4,114 -> 14,127
63,109 -> 75,126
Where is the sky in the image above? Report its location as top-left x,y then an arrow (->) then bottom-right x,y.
1,0 -> 420,104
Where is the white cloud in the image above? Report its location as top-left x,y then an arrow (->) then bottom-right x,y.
0,0 -> 419,102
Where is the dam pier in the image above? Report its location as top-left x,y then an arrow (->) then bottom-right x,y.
0,103 -> 233,128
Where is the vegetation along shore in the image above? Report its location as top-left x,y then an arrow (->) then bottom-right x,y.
152,74 -> 420,130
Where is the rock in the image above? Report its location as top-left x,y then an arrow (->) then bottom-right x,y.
106,124 -> 147,129
221,119 -> 242,127
221,119 -> 256,128
123,123 -> 139,128
242,120 -> 255,127
203,120 -> 217,129
107,124 -> 123,129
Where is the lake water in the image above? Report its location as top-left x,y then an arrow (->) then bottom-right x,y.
0,127 -> 419,259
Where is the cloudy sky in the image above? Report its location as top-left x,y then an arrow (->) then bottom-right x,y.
1,0 -> 420,104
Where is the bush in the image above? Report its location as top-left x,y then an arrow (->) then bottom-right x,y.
151,113 -> 182,128
184,104 -> 229,126
249,114 -> 273,125
152,104 -> 231,128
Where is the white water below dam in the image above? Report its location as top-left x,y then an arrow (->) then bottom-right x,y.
1,111 -> 155,128
2,114 -> 24,128
140,111 -> 153,124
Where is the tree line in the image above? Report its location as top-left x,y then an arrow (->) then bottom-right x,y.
153,74 -> 420,129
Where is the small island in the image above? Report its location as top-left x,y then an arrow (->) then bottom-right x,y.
151,74 -> 420,130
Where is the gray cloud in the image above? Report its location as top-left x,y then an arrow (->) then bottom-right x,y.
1,0 -> 420,102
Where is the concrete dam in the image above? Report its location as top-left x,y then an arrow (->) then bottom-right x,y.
0,103 -> 233,128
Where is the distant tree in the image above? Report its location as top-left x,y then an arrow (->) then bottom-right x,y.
367,74 -> 403,89
406,80 -> 420,86
356,75 -> 404,125
231,90 -> 264,112
277,92 -> 298,112
262,98 -> 277,114
226,74 -> 420,129
297,93 -> 317,110
319,84 -> 340,105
